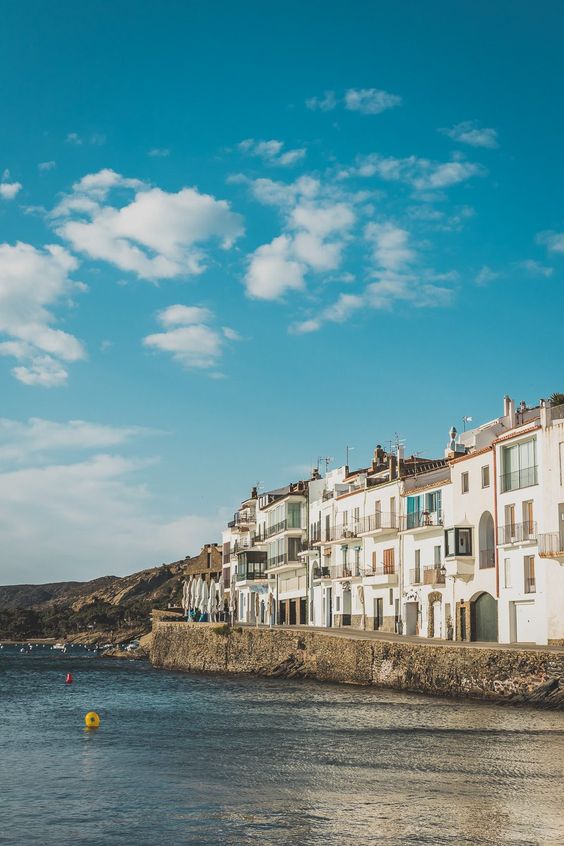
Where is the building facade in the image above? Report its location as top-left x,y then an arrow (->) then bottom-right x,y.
220,395 -> 564,646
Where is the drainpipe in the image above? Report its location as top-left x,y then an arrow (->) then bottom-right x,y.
493,446 -> 500,598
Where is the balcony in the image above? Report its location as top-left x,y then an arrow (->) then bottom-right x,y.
236,566 -> 268,582
409,568 -> 422,585
229,509 -> 256,531
478,548 -> 495,569
325,523 -> 361,543
312,565 -> 331,580
330,563 -> 362,579
538,532 -> 564,559
362,563 -> 398,586
232,538 -> 252,555
423,566 -> 445,586
401,510 -> 443,534
264,519 -> 303,539
266,553 -> 303,571
497,521 -> 537,546
358,512 -> 399,537
499,466 -> 538,493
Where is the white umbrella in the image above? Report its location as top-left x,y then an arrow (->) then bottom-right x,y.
208,579 -> 217,620
200,579 -> 209,615
217,574 -> 225,618
181,579 -> 189,611
189,576 -> 197,610
193,576 -> 203,612
357,585 -> 366,631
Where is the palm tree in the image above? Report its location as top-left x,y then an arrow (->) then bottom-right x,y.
550,392 -> 564,406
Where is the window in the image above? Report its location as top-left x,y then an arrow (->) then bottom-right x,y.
335,595 -> 341,612
353,546 -> 361,575
342,510 -> 348,526
524,555 -> 536,593
371,550 -> 377,569
353,507 -> 360,523
342,546 -> 348,569
504,558 -> 511,589
414,549 -> 421,583
287,502 -> 301,529
481,465 -> 490,488
501,439 -> 538,492
445,527 -> 473,557
505,504 -> 516,538
288,537 -> 301,561
434,544 -> 442,566
461,472 -> 469,494
325,514 -> 330,541
522,500 -> 534,535
383,547 -> 395,574
390,497 -> 396,517
389,588 -> 394,605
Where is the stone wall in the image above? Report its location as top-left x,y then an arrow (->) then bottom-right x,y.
150,622 -> 564,707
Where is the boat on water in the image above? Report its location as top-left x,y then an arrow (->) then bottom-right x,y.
52,642 -> 67,651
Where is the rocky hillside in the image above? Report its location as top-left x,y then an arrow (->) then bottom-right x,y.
0,561 -> 187,643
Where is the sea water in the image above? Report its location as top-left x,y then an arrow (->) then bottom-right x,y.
0,646 -> 562,845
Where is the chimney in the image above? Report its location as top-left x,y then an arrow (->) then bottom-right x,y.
372,444 -> 385,469
388,452 -> 397,479
503,395 -> 516,427
251,486 -> 258,499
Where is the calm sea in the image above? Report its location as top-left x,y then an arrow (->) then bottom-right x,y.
0,646 -> 562,846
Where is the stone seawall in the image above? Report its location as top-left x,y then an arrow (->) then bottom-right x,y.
150,622 -> 564,707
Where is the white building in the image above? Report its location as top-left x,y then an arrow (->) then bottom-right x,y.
220,393 -> 564,646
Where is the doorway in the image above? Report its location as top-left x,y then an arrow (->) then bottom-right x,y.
471,592 -> 498,642
373,597 -> 384,630
405,601 -> 418,636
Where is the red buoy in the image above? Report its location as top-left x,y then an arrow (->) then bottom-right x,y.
65,672 -> 73,684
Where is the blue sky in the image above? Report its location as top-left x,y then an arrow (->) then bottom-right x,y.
1,1 -> 563,583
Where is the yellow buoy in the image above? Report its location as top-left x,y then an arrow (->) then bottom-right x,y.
84,711 -> 100,728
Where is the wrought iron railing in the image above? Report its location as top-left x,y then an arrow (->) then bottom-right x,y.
538,532 -> 564,556
499,466 -> 538,493
497,521 -> 537,545
326,522 -> 361,542
363,562 -> 396,577
423,566 -> 445,585
358,512 -> 399,533
402,510 -> 443,531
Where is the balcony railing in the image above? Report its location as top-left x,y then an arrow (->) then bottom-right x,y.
423,566 -> 445,585
264,519 -> 303,538
312,565 -> 331,579
497,521 -> 537,545
236,567 -> 267,582
402,510 -> 443,531
358,512 -> 399,534
479,548 -> 495,569
330,563 -> 362,579
538,532 -> 564,557
326,522 -> 361,542
500,466 -> 538,493
232,538 -> 252,554
363,562 -> 396,577
267,552 -> 302,569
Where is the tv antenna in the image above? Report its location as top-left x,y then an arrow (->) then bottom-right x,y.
317,456 -> 333,475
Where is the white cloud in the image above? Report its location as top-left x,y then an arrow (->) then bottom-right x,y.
0,418 -> 154,465
143,304 -> 240,371
238,139 -> 306,167
0,180 -> 22,200
440,121 -> 498,149
365,222 -> 414,270
0,448 -> 227,583
66,132 -> 106,146
148,148 -> 170,157
518,259 -> 554,277
306,91 -> 338,111
345,153 -> 485,192
52,169 -> 244,281
39,161 -> 56,172
0,242 -> 86,387
344,88 -> 402,115
537,231 -> 564,254
245,198 -> 355,300
305,88 -> 401,115
475,265 -> 499,286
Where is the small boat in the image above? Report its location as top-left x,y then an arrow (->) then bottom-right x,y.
52,642 -> 66,651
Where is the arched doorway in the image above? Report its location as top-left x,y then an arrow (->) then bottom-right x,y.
427,591 -> 443,638
471,592 -> 498,642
